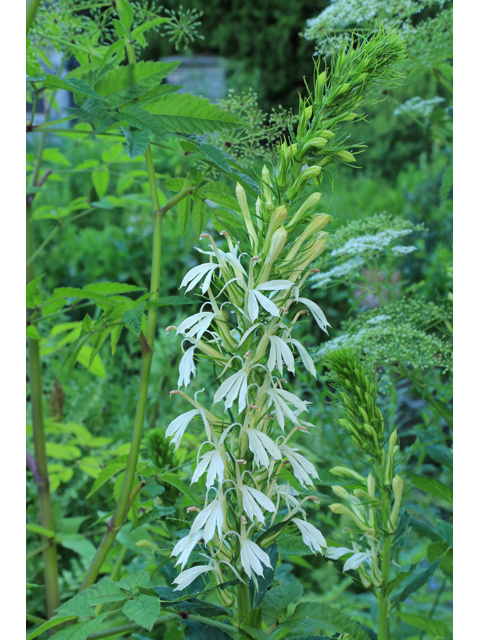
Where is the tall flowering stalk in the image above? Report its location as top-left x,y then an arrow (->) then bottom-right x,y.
165,28 -> 406,631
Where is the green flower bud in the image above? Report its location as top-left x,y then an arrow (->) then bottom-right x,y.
236,182 -> 258,249
286,166 -> 322,200
329,503 -> 369,531
259,226 -> 288,284
286,232 -> 328,280
337,150 -> 356,163
330,467 -> 367,485
286,215 -> 332,263
367,473 -> 375,499
286,192 -> 322,230
388,474 -> 404,533
262,165 -> 274,209
315,70 -> 326,104
384,430 -> 398,485
264,205 -> 288,252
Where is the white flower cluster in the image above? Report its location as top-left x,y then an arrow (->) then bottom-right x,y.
393,95 -> 445,119
390,245 -> 418,256
165,176 -> 332,593
310,256 -> 366,289
331,229 -> 412,257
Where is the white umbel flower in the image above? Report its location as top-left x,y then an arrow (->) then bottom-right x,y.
292,518 -> 326,554
281,444 -> 319,487
191,448 -> 225,487
268,335 -> 296,375
240,485 -> 275,524
166,409 -> 201,450
178,345 -> 196,388
180,262 -> 219,294
240,538 -> 272,578
173,564 -> 216,591
245,428 -> 282,468
190,494 -> 224,543
171,530 -> 205,570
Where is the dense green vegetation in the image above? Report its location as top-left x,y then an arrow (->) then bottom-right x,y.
26,2 -> 452,639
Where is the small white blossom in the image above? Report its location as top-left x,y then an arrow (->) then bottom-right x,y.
289,338 -> 317,378
171,530 -> 205,570
366,314 -> 391,325
268,335 -> 296,375
281,444 -> 319,487
191,448 -> 225,487
297,297 -> 330,333
325,546 -> 354,561
240,485 -> 275,524
246,428 -> 282,468
266,387 -> 309,430
190,494 -> 224,543
178,345 -> 196,388
247,280 -> 293,321
390,245 -> 418,256
214,367 -> 249,413
343,551 -> 371,572
292,518 -> 327,554
331,229 -> 412,257
177,311 -> 216,340
180,262 -> 219,294
310,256 -> 365,289
173,564 -> 216,591
166,409 -> 201,450
240,538 -> 272,579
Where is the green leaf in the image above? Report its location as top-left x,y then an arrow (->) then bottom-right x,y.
390,559 -> 441,608
425,444 -> 453,470
94,61 -> 179,106
163,178 -> 188,191
77,345 -> 106,378
440,161 -> 453,200
123,300 -> 146,336
261,580 -> 303,624
116,0 -> 134,31
49,615 -> 107,640
57,534 -> 96,563
85,282 -> 145,295
43,74 -> 105,102
118,569 -> 151,592
410,475 -> 453,505
399,612 -> 451,637
131,17 -> 169,38
192,198 -> 206,236
177,196 -> 191,236
92,169 -> 109,199
111,324 -> 123,355
26,275 -> 44,309
157,591 -> 229,618
122,594 -> 160,631
146,93 -> 242,134
27,616 -> 77,640
84,578 -> 127,605
240,627 -> 267,640
145,295 -> 197,309
26,325 -> 41,340
280,602 -> 371,640
26,523 -> 57,539
252,545 -> 278,607
121,126 -> 151,159
436,520 -> 453,548
86,455 -> 129,498
183,620 -> 235,639
43,148 -> 71,167
160,472 -> 200,506
55,593 -> 94,618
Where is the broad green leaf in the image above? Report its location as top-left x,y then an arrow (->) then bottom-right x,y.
436,520 -> 453,548
399,612 -> 451,637
261,580 -> 303,624
145,295 -> 197,309
43,148 -> 71,167
177,196 -> 191,236
27,616 -> 76,640
131,17 -> 169,39
425,444 -> 453,470
26,274 -> 44,308
26,523 -> 58,539
280,602 -> 371,640
86,455 -> 129,498
121,105 -> 167,138
26,325 -> 41,340
163,178 -> 188,191
92,168 -> 109,198
123,300 -> 146,336
122,594 -> 160,631
390,559 -> 441,608
146,93 -> 242,134
55,592 -> 94,618
85,282 -> 145,295
160,472 -> 200,506
46,442 -> 81,460
158,593 -> 229,619
116,0 -> 134,31
192,198 -> 206,236
118,569 -> 151,592
111,324 -> 123,355
440,161 -> 452,200
183,620 -> 235,639
121,126 -> 151,159
240,627 -> 267,640
410,475 -> 453,505
49,614 -> 107,640
84,578 -> 127,605
58,534 -> 96,562
43,74 -> 105,102
94,61 -> 179,105
77,345 -> 106,378
427,543 -> 453,577
205,192 -> 240,211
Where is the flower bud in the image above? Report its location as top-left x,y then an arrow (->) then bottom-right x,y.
286,192 -> 322,230
337,150 -> 356,163
315,71 -> 326,104
388,474 -> 404,533
262,165 -> 274,209
329,503 -> 369,531
329,467 -> 367,485
287,232 -> 328,280
367,473 -> 375,499
236,182 -> 258,249
341,112 -> 359,122
285,216 -> 331,263
298,136 -> 328,158
259,226 -> 288,284
286,166 -> 322,200
264,205 -> 288,252
332,485 -> 350,500
384,430 -> 397,485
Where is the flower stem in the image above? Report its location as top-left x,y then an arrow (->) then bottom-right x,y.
377,485 -> 392,640
235,579 -> 250,634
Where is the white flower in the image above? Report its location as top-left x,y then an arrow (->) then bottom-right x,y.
180,262 -> 219,294
173,564 -> 216,591
166,409 -> 200,450
213,368 -> 249,413
325,546 -> 354,561
240,485 -> 275,524
178,345 -> 196,388
292,518 -> 326,554
268,335 -> 295,375
281,444 -> 319,487
247,280 -> 292,322
289,338 -> 316,377
297,297 -> 330,333
190,494 -> 224,543
266,387 -> 309,430
390,245 -> 417,256
275,484 -> 302,511
177,311 -> 216,340
191,448 -> 225,487
343,551 -> 371,572
240,538 -> 272,579
245,428 -> 282,468
171,530 -> 205,570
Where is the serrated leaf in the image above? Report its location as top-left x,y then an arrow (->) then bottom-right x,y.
410,475 -> 453,504
123,301 -> 146,336
27,616 -> 76,640
240,627 -> 267,640
92,169 -> 109,199
160,472 -> 200,506
121,105 -> 167,138
399,612 -> 451,637
261,580 -> 303,624
86,282 -> 145,295
55,593 -> 94,618
118,569 -> 151,592
390,559 -> 441,608
177,196 -> 191,236
43,74 -> 105,102
84,578 -> 127,605
111,324 -> 123,355
280,602 -> 371,640
425,444 -> 453,470
121,127 -> 151,159
131,17 -> 169,39
49,615 -> 107,640
58,534 -> 96,562
95,61 -> 179,106
122,594 -> 160,631
26,274 -> 44,308
146,93 -> 242,134
156,589 -> 229,618
86,455 -> 129,498
163,178 -> 188,191
43,148 -> 71,167
116,0 -> 133,31
192,198 -> 206,235
183,620 -> 235,640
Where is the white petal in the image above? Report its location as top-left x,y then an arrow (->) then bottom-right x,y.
297,297 -> 330,333
214,371 -> 242,406
325,546 -> 354,561
343,552 -> 371,572
256,280 -> 293,291
253,290 -> 280,318
165,409 -> 199,449
173,564 -> 215,590
290,339 -> 317,378
247,290 -> 259,322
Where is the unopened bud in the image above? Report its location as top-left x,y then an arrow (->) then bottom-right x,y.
286,166 -> 322,200
264,205 -> 288,252
262,165 -> 274,209
315,71 -> 326,104
330,467 -> 367,485
337,150 -> 356,164
341,112 -> 359,122
332,485 -> 350,500
298,136 -> 329,159
286,192 -> 322,229
388,474 -> 404,533
329,503 -> 369,531
288,232 -> 328,280
367,473 -> 375,499
236,182 -> 258,248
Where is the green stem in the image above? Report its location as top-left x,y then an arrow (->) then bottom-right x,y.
378,485 -> 392,640
235,579 -> 250,634
26,0 -> 42,35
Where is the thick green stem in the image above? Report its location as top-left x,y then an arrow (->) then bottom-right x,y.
377,484 -> 392,640
26,0 -> 42,35
27,203 -> 60,619
235,580 -> 250,634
